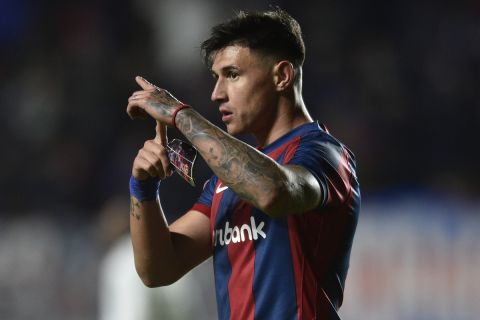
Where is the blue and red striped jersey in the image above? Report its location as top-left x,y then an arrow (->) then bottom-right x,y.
191,121 -> 360,320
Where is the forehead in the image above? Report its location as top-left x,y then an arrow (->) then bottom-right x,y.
211,45 -> 264,72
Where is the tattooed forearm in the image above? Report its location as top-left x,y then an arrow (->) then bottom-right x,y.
130,197 -> 143,220
175,109 -> 285,208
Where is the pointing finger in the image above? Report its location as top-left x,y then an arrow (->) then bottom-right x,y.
135,76 -> 156,91
155,121 -> 168,146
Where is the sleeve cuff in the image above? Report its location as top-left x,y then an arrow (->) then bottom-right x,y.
191,203 -> 211,217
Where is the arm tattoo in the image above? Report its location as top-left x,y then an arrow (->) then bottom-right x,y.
176,109 -> 285,208
147,90 -> 181,120
130,197 -> 142,220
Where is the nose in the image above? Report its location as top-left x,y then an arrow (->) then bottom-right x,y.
211,78 -> 227,102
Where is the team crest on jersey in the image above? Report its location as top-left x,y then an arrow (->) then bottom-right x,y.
213,216 -> 266,246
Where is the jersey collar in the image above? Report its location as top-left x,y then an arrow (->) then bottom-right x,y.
258,121 -> 323,154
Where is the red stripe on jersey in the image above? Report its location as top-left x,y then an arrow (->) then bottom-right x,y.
327,147 -> 353,205
338,148 -> 353,201
190,203 -> 210,217
266,136 -> 301,161
282,136 -> 302,163
227,201 -> 256,320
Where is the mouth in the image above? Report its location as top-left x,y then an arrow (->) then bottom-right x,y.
220,109 -> 233,122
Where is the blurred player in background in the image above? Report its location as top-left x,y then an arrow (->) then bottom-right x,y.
126,8 -> 360,320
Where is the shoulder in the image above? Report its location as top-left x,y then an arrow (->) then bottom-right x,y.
293,125 -> 357,167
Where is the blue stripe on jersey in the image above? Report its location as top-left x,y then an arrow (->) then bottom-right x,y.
213,185 -> 239,320
252,208 -> 297,319
213,247 -> 231,319
196,176 -> 217,208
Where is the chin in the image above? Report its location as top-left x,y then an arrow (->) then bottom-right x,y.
225,127 -> 237,136
225,123 -> 235,134
225,124 -> 244,136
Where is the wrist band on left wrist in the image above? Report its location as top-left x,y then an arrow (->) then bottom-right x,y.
129,175 -> 160,202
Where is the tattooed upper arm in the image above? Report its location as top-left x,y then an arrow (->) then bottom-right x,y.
175,109 -> 321,216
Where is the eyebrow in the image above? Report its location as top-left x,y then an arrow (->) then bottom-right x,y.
211,65 -> 240,77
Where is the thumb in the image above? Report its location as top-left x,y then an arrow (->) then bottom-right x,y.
136,76 -> 156,90
155,121 -> 168,146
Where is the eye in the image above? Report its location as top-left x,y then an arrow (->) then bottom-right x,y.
227,70 -> 239,80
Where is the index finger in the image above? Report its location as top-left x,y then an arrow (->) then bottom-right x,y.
155,121 -> 168,146
135,76 -> 156,91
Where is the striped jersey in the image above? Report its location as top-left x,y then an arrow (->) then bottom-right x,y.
191,121 -> 360,320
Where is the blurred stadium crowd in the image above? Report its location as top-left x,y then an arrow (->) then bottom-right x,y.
0,0 -> 479,319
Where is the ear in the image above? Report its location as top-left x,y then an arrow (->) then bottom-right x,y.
273,61 -> 295,91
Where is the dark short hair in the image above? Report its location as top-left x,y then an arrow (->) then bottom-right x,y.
201,9 -> 305,70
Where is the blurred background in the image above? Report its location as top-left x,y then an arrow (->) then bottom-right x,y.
0,0 -> 479,319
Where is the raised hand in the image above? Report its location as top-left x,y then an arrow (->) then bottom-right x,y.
127,76 -> 184,126
131,121 -> 173,180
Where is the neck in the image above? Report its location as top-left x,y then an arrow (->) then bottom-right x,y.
254,93 -> 313,147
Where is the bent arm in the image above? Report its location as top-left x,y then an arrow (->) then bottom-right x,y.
175,109 -> 322,217
130,196 -> 211,287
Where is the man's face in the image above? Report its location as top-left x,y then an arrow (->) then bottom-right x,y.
210,45 -> 278,136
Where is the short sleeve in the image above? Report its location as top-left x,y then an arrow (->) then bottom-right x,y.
190,175 -> 218,217
286,132 -> 355,208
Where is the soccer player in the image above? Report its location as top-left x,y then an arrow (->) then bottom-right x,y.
127,9 -> 360,320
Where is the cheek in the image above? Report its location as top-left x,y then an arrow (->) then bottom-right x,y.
240,78 -> 273,107
228,73 -> 276,124
245,84 -> 276,115
236,92 -> 262,122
